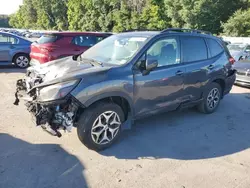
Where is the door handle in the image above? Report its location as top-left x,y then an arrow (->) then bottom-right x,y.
207,64 -> 214,70
175,70 -> 184,76
74,49 -> 80,51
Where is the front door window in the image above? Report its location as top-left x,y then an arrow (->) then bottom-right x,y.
146,38 -> 179,67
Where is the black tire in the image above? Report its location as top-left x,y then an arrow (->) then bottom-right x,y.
77,102 -> 125,151
197,82 -> 222,114
13,53 -> 30,68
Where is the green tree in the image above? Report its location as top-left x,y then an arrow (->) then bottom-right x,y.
22,0 -> 38,28
140,0 -> 170,30
164,0 -> 185,28
34,0 -> 69,30
8,0 -> 250,35
68,0 -> 120,31
10,0 -> 68,30
9,6 -> 25,28
67,0 -> 85,31
222,9 -> 250,37
112,1 -> 132,32
165,0 -> 249,34
68,0 -> 100,31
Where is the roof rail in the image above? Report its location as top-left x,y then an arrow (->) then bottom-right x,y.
122,29 -> 159,32
161,28 -> 212,35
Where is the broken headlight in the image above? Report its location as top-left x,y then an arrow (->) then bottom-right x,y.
37,80 -> 79,102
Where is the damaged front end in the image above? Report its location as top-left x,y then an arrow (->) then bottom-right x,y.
14,71 -> 81,137
25,99 -> 79,137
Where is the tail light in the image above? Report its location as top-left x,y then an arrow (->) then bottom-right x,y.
229,57 -> 235,65
40,47 -> 50,52
40,45 -> 59,53
41,47 -> 55,53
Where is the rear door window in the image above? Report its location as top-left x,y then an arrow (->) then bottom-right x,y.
181,36 -> 208,63
206,38 -> 223,57
72,36 -> 100,47
37,34 -> 58,44
0,34 -> 18,44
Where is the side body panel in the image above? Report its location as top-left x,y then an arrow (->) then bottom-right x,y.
133,65 -> 186,117
70,65 -> 135,115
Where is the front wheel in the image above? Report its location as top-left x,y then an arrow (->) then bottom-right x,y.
77,102 -> 125,151
197,82 -> 222,114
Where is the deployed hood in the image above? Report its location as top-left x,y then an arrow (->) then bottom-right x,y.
28,56 -> 111,83
234,60 -> 250,70
229,50 -> 242,59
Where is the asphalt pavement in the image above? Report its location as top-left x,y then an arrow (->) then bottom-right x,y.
1,68 -> 250,188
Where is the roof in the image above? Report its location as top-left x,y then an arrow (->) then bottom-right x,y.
47,31 -> 113,36
117,31 -> 160,37
116,30 -> 220,41
0,31 -> 31,42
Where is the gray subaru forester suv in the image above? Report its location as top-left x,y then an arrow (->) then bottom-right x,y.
14,28 -> 236,151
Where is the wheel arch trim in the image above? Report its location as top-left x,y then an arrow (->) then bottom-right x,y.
82,92 -> 134,116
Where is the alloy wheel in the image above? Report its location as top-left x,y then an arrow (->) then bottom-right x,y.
91,111 -> 121,145
207,88 -> 220,110
16,56 -> 29,68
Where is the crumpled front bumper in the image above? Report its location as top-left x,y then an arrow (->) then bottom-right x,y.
14,78 -> 80,138
235,70 -> 250,87
14,79 -> 31,105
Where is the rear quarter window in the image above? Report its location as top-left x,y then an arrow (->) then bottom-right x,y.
37,34 -> 58,44
181,36 -> 208,63
206,38 -> 224,57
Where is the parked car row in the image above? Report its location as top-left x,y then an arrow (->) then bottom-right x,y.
30,32 -> 112,64
1,28 -> 250,68
14,28 -> 236,151
234,56 -> 250,87
228,43 -> 250,61
0,28 -> 44,38
0,31 -> 32,68
0,31 -> 112,68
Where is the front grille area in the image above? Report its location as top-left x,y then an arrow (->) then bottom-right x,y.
236,70 -> 246,76
236,70 -> 250,77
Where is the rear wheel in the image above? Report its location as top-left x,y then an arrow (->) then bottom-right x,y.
197,82 -> 222,114
77,102 -> 125,151
14,54 -> 30,68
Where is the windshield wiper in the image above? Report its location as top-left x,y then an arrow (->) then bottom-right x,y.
81,58 -> 103,66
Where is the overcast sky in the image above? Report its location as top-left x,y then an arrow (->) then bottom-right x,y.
0,0 -> 23,15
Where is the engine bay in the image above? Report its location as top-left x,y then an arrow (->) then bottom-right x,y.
26,99 -> 79,137
14,73 -> 80,138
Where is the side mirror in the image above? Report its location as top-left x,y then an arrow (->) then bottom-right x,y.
142,59 -> 158,76
73,54 -> 82,61
72,55 -> 78,61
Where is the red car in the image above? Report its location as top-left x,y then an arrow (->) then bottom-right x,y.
30,32 -> 112,64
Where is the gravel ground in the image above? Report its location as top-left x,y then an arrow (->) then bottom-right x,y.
1,67 -> 250,188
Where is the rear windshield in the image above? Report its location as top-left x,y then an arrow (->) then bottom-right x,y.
37,34 -> 58,44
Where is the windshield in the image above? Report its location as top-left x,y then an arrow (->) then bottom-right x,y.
228,44 -> 245,51
81,34 -> 149,65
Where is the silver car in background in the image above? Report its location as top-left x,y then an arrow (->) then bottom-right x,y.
228,43 -> 250,61
234,56 -> 250,87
